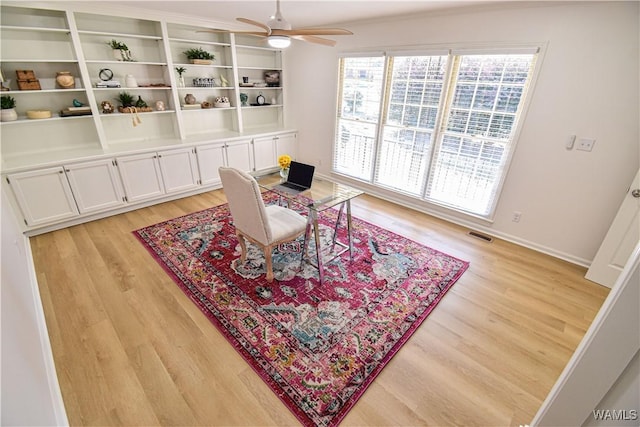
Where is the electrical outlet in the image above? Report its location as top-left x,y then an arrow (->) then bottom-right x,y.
512,211 -> 522,222
576,138 -> 596,152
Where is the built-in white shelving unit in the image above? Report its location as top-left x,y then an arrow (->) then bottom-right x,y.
0,5 -> 287,171
0,4 -> 295,234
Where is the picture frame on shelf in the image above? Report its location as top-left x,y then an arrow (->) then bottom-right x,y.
264,71 -> 280,87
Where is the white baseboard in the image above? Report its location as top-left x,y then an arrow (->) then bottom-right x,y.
320,172 -> 591,268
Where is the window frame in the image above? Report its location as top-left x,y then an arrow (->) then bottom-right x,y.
333,44 -> 543,220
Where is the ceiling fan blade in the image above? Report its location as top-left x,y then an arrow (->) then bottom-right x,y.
273,28 -> 353,36
291,35 -> 337,47
236,17 -> 271,34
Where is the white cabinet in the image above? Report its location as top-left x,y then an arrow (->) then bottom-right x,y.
7,167 -> 79,226
252,132 -> 297,171
116,153 -> 165,203
225,139 -> 253,173
252,136 -> 277,172
157,147 -> 200,194
195,143 -> 226,186
64,159 -> 125,214
275,132 -> 297,159
116,147 -> 200,203
4,130 -> 296,231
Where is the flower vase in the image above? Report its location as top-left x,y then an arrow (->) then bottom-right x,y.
279,168 -> 289,179
178,75 -> 185,88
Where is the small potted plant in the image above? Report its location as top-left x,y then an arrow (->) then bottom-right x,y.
183,47 -> 215,65
107,39 -> 132,61
116,91 -> 135,112
175,66 -> 186,87
1,95 -> 17,122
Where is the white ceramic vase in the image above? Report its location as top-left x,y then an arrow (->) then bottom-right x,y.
1,108 -> 18,122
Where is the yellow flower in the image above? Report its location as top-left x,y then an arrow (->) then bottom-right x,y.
278,154 -> 291,169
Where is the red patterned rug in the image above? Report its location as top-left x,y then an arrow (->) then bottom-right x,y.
134,193 -> 469,426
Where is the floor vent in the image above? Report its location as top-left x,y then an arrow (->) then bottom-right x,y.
468,231 -> 493,242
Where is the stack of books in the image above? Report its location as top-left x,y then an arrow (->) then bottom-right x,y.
60,106 -> 92,117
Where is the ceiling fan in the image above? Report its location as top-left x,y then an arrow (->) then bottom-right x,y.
204,0 -> 353,48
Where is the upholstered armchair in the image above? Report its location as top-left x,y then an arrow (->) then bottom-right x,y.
219,167 -> 308,281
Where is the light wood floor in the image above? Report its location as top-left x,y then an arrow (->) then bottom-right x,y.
31,189 -> 609,426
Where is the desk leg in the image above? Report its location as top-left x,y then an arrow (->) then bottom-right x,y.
332,202 -> 345,250
346,199 -> 354,259
300,218 -> 312,270
313,212 -> 324,284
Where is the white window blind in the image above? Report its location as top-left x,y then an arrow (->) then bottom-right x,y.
334,56 -> 385,181
375,55 -> 448,195
426,54 -> 536,215
334,50 -> 538,218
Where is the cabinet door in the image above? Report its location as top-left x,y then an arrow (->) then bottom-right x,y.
252,136 -> 276,172
225,140 -> 253,173
157,147 -> 200,194
116,153 -> 165,203
65,159 -> 125,214
275,132 -> 297,160
195,143 -> 226,186
7,167 -> 79,226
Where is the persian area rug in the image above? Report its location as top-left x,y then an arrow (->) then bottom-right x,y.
134,193 -> 469,427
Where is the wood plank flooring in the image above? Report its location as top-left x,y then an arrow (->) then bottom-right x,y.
30,189 -> 609,426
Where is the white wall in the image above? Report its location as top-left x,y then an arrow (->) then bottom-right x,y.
1,187 -> 68,426
286,1 -> 639,265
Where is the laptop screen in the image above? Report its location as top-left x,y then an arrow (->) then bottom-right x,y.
286,161 -> 315,189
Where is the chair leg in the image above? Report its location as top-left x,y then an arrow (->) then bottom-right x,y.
264,245 -> 274,282
236,231 -> 247,264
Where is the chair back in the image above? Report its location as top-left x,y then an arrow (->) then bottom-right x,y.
219,167 -> 271,245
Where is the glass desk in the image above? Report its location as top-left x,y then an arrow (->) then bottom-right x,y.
253,172 -> 364,283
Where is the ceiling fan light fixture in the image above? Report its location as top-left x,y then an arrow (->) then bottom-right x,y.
267,35 -> 291,48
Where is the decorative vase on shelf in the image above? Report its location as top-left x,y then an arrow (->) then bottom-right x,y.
56,71 -> 75,89
113,49 -> 132,61
178,75 -> 185,88
279,168 -> 289,179
184,93 -> 196,105
125,74 -> 138,88
0,108 -> 18,122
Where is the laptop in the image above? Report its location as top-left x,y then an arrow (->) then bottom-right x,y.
275,161 -> 315,193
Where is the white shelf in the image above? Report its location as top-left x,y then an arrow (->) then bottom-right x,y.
84,60 -> 167,66
0,115 -> 94,125
77,30 -> 162,41
235,44 -> 280,52
93,87 -> 172,91
173,62 -> 232,69
238,86 -> 282,90
2,59 -> 78,63
237,66 -> 282,71
2,88 -> 86,94
0,25 -> 69,33
168,37 -> 230,47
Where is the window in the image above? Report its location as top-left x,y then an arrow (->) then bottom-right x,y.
334,49 -> 538,218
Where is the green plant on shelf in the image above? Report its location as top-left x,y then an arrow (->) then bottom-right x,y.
116,92 -> 135,108
107,39 -> 133,61
175,66 -> 187,76
183,47 -> 215,61
107,39 -> 129,51
1,95 -> 16,109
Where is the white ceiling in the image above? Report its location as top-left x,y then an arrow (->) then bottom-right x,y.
94,0 -> 502,29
